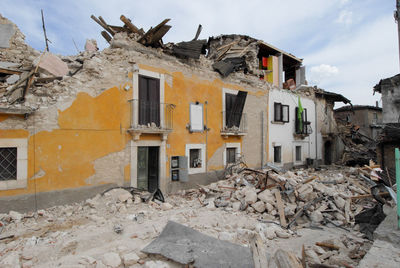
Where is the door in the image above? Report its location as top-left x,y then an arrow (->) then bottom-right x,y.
137,146 -> 159,192
139,76 -> 160,126
324,141 -> 332,165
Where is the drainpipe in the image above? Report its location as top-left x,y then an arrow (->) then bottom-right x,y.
205,101 -> 208,172
261,111 -> 264,168
314,99 -> 318,166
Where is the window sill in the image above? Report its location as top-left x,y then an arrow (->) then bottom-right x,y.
0,179 -> 27,190
271,121 -> 288,125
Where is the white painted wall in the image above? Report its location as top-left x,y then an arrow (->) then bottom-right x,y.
268,89 -> 317,167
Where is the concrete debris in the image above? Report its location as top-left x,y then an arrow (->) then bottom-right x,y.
0,166 -> 382,267
33,52 -> 69,77
84,39 -> 98,52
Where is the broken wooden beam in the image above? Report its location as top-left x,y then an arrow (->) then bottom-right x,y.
120,15 -> 141,34
349,192 -> 389,200
90,15 -> 115,36
193,24 -> 202,41
275,191 -> 287,227
101,31 -> 112,43
138,18 -> 171,45
250,234 -> 269,268
315,242 -> 340,250
0,67 -> 22,75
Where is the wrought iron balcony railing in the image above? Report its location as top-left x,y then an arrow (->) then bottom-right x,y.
128,100 -> 174,133
220,111 -> 247,135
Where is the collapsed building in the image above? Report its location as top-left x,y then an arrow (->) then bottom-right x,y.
373,74 -> 400,184
1,13 -> 399,268
0,14 -> 349,211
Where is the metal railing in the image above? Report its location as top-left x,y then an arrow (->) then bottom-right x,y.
221,111 -> 247,134
129,100 -> 174,131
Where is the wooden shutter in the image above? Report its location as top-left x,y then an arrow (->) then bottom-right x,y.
225,93 -> 236,127
228,91 -> 247,128
274,103 -> 282,121
282,105 -> 289,122
138,76 -> 160,126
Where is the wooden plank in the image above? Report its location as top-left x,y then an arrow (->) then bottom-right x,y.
250,234 -> 268,268
315,242 -> 339,250
0,67 -> 22,75
275,191 -> 287,227
101,31 -> 112,43
147,25 -> 171,45
90,15 -> 115,36
216,40 -> 239,51
193,24 -> 202,41
349,192 -> 389,200
138,19 -> 170,45
120,15 -> 140,34
301,245 -> 306,268
98,16 -> 115,36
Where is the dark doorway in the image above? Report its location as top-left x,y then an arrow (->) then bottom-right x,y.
139,75 -> 160,126
137,146 -> 159,192
324,141 -> 332,165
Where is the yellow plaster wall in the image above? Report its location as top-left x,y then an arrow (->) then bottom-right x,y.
0,85 -> 132,197
1,63 -> 269,197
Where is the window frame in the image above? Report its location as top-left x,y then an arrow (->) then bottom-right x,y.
0,139 -> 27,190
274,102 -> 289,123
295,145 -> 302,162
223,143 -> 241,166
273,146 -> 282,163
185,144 -> 206,174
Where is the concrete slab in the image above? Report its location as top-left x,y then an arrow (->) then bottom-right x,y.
6,74 -> 20,84
0,24 -> 15,48
373,206 -> 400,248
357,239 -> 400,268
0,61 -> 21,68
33,52 -> 69,77
142,221 -> 254,268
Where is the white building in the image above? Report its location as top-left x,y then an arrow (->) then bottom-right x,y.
268,88 -> 317,169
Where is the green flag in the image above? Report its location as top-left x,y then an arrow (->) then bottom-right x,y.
298,96 -> 304,132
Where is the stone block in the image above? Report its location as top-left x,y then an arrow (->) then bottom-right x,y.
33,52 -> 69,76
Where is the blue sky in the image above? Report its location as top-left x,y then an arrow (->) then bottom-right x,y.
1,0 -> 398,107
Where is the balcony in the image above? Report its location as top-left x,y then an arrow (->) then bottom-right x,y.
128,99 -> 175,140
220,111 -> 247,137
294,120 -> 312,139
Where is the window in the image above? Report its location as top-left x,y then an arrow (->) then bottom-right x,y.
0,139 -> 27,190
295,107 -> 309,134
0,147 -> 17,181
138,75 -> 160,126
185,144 -> 206,174
295,146 -> 302,162
226,148 -> 236,164
189,149 -> 202,168
274,146 -> 281,163
274,103 -> 289,123
189,103 -> 204,132
224,90 -> 247,128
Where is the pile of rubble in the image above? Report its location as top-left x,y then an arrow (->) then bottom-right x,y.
1,165 -> 393,267
336,119 -> 377,166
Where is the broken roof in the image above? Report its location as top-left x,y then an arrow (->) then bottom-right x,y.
334,105 -> 382,112
373,73 -> 400,93
314,89 -> 350,104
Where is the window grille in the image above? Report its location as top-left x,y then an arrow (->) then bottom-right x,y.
0,147 -> 17,181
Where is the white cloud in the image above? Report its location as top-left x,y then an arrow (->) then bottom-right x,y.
309,64 -> 339,84
336,10 -> 353,25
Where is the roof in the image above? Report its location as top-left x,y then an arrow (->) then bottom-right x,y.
314,89 -> 350,104
374,73 -> 400,93
257,41 -> 302,64
334,105 -> 382,112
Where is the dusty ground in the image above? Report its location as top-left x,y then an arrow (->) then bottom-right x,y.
0,167 -> 377,267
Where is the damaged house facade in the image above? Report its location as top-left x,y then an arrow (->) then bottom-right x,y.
0,15 -> 348,209
373,74 -> 400,182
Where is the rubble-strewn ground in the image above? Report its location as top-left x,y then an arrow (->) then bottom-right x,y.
1,166 -> 389,268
